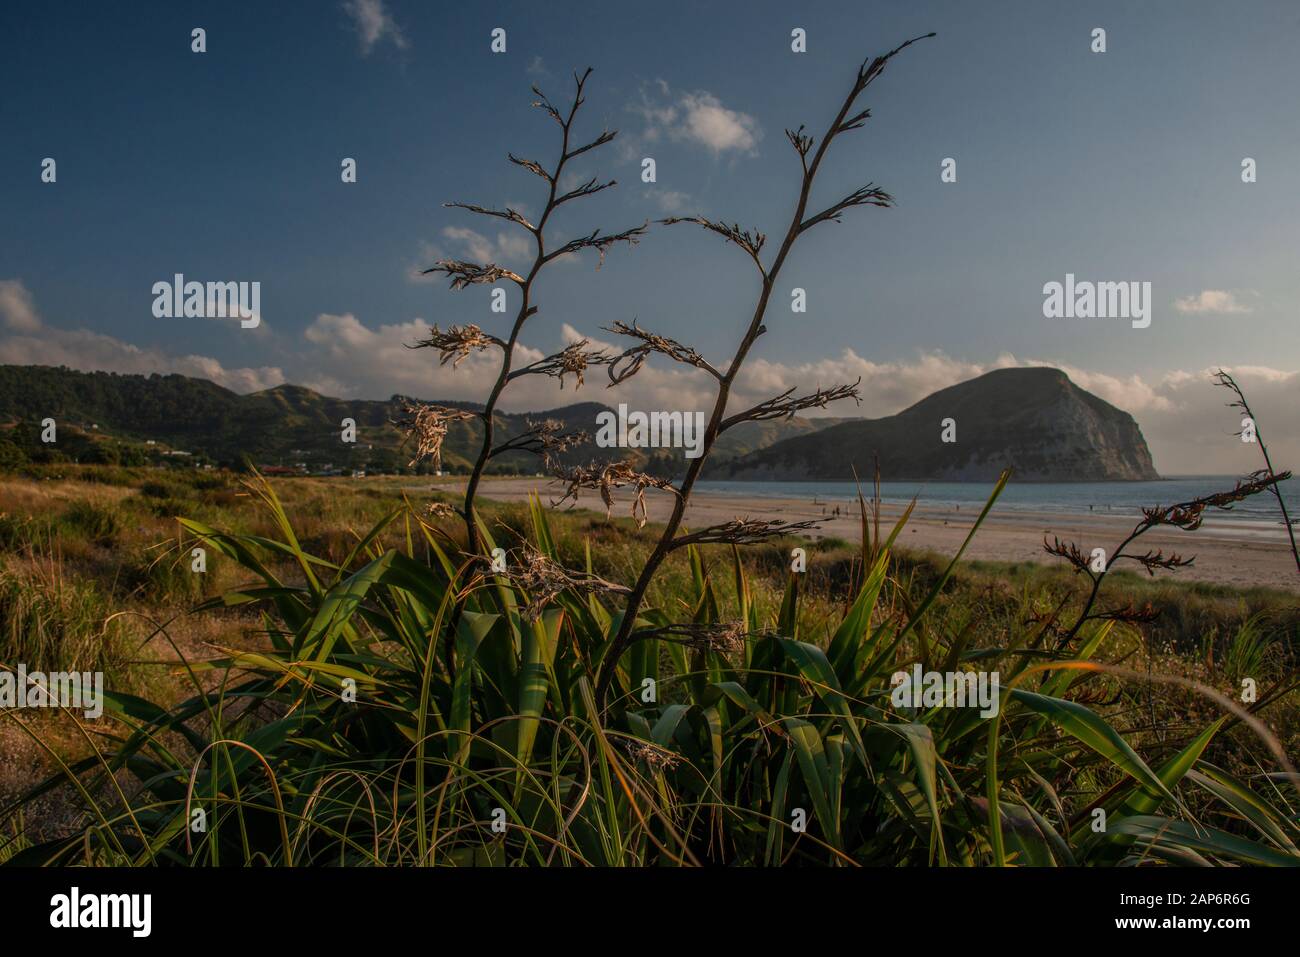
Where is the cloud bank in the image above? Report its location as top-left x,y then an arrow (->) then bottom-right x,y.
0,279 -> 284,393
3,278 -> 1294,476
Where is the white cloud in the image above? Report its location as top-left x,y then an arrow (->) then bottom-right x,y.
1018,359 -> 1176,414
299,312 -> 552,404
0,280 -> 42,333
676,92 -> 760,154
409,226 -> 533,282
1173,289 -> 1252,314
342,0 -> 408,56
647,189 -> 692,213
440,226 -> 531,265
627,83 -> 761,157
0,278 -> 285,393
0,324 -> 284,393
1138,366 -> 1299,475
734,349 -> 987,420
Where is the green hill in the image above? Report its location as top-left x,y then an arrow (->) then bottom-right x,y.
0,365 -> 839,474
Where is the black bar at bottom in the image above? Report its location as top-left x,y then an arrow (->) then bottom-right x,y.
0,865 -> 1279,943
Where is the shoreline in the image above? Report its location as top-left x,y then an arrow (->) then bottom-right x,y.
427,476 -> 1300,594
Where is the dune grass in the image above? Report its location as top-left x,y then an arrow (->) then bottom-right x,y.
0,467 -> 1296,866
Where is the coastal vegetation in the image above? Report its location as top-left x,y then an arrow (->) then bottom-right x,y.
0,464 -> 1296,865
2,40 -> 1297,871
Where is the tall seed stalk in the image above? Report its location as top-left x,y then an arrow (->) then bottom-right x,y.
414,68 -> 645,557
1214,369 -> 1300,573
594,34 -> 937,708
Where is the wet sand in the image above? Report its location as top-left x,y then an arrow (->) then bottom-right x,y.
427,476 -> 1300,594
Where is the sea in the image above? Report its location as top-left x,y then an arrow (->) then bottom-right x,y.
693,476 -> 1300,541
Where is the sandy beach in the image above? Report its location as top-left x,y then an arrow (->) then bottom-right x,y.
428,476 -> 1300,594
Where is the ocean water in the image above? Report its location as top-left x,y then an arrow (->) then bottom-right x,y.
693,476 -> 1300,540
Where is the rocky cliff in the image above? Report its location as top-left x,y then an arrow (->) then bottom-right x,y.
719,367 -> 1160,481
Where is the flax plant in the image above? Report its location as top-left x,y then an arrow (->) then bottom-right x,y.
594,35 -> 936,708
414,68 -> 645,557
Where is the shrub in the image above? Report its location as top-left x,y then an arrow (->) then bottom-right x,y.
116,542 -> 207,605
139,481 -> 177,499
58,500 -> 123,546
0,438 -> 27,472
0,513 -> 34,552
0,556 -> 128,678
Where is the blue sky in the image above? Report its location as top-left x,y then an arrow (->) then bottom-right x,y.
1,0 -> 1297,473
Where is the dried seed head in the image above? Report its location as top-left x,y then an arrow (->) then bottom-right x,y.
672,517 -> 820,548
396,403 -> 477,470
645,620 -> 753,656
498,543 -> 629,622
623,740 -> 680,770
423,501 -> 458,520
549,341 -> 600,389
700,620 -> 748,655
532,419 -> 587,467
421,260 -> 524,289
411,324 -> 502,368
514,341 -> 614,391
604,320 -> 717,384
551,460 -> 677,528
